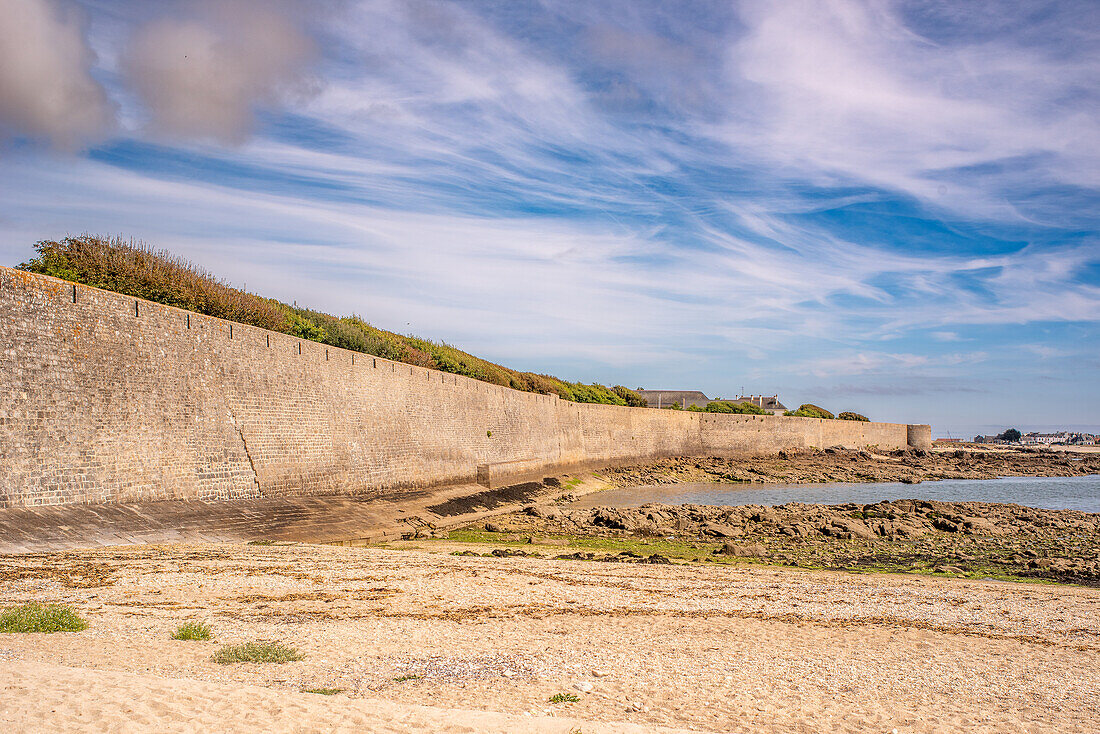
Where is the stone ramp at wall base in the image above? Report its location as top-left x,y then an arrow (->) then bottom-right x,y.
0,482 -> 555,555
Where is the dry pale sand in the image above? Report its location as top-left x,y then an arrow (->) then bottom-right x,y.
1,542 -> 1098,733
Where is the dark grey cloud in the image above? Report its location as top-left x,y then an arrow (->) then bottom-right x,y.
122,0 -> 318,143
0,0 -> 115,149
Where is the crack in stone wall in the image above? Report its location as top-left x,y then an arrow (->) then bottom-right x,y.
227,409 -> 262,494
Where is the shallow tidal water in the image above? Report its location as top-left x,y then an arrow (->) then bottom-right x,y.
570,474 -> 1100,514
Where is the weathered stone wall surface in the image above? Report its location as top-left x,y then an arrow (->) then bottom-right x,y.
0,267 -> 927,508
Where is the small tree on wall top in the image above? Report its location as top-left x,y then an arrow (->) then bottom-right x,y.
785,404 -> 835,419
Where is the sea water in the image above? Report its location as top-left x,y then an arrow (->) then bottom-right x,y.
568,474 -> 1100,514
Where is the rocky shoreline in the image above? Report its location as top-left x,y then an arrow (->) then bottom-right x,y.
438,447 -> 1100,586
599,446 -> 1100,486
488,498 -> 1100,585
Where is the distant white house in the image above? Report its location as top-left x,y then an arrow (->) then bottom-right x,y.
724,395 -> 788,416
1020,431 -> 1096,446
1021,432 -> 1060,445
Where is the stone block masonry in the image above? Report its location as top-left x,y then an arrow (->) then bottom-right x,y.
0,266 -> 931,508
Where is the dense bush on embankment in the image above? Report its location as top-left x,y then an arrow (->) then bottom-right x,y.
780,404 -> 872,421
687,401 -> 770,415
18,235 -> 645,407
785,403 -> 835,419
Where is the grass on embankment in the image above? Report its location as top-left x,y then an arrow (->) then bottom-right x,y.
0,603 -> 89,633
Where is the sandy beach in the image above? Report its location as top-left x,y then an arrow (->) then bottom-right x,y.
2,542 -> 1098,733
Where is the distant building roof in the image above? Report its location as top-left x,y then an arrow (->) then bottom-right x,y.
634,390 -> 710,408
634,390 -> 788,412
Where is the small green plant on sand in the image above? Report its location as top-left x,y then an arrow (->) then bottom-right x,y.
171,621 -> 213,641
212,640 -> 304,664
303,687 -> 342,695
549,693 -> 580,704
393,673 -> 424,682
0,603 -> 88,633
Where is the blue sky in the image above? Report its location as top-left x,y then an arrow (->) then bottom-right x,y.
0,0 -> 1097,438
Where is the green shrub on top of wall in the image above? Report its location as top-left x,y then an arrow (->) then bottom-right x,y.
838,411 -> 869,421
785,403 -> 835,419
612,386 -> 647,407
20,235 -> 290,332
709,401 -> 769,415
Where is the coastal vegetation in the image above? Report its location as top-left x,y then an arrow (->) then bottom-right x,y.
785,403 -> 835,419
18,235 -> 644,407
782,405 -> 873,420
171,621 -> 213,641
212,640 -> 304,664
666,400 -> 770,414
688,400 -> 770,415
0,603 -> 89,633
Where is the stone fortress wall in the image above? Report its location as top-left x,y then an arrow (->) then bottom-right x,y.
0,266 -> 931,508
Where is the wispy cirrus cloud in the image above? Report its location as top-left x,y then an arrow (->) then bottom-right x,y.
808,377 -> 990,398
789,350 -> 990,379
721,0 -> 1100,224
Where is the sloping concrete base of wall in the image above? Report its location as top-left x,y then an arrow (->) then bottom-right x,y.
0,477 -> 596,554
